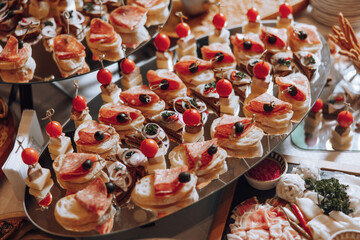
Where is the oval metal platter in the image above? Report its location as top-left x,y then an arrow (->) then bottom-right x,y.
24,21 -> 331,238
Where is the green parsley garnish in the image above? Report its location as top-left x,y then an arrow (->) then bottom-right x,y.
44,21 -> 54,27
306,54 -> 316,65
277,58 -> 291,67
204,82 -> 216,91
83,2 -> 95,12
125,151 -> 135,159
144,123 -> 158,136
161,111 -> 176,120
235,71 -> 246,79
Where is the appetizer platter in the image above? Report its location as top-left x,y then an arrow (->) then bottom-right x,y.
23,14 -> 330,237
0,0 -> 172,84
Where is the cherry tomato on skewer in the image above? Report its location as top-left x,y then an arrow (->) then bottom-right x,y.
140,139 -> 159,158
247,8 -> 259,22
97,68 -> 113,85
72,95 -> 87,112
22,148 -> 39,165
337,110 -> 353,128
311,98 -> 323,113
46,121 -> 62,138
176,22 -> 190,38
216,79 -> 233,98
279,3 -> 292,18
253,61 -> 270,79
183,109 -> 201,127
212,13 -> 227,30
154,33 -> 171,52
121,58 -> 136,74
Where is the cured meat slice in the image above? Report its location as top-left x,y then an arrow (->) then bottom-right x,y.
53,34 -> 86,60
288,24 -> 321,45
59,153 -> 98,180
96,216 -> 114,234
120,85 -> 160,106
201,43 -> 236,63
214,115 -> 254,139
275,73 -> 309,101
154,166 -> 188,195
0,36 -> 30,62
233,197 -> 260,216
260,26 -> 288,49
99,102 -> 142,125
147,69 -> 184,90
77,121 -> 111,144
133,0 -> 163,8
230,33 -> 265,53
89,18 -> 117,43
174,56 -> 212,75
245,93 -> 292,116
75,177 -> 111,217
109,5 -> 147,30
246,229 -> 269,240
184,139 -> 218,169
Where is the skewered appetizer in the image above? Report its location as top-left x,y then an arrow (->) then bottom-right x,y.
0,36 -> 36,83
81,1 -> 108,19
70,93 -> 92,128
174,56 -> 214,87
52,34 -> 89,78
23,148 -> 53,208
61,10 -> 88,41
41,18 -> 61,52
14,17 -> 41,42
243,7 -> 261,33
147,69 -> 187,104
109,5 -> 150,48
182,108 -> 204,143
277,2 -> 293,28
74,120 -> 120,158
288,23 -> 322,53
98,102 -> 145,137
175,13 -> 197,58
217,78 -> 240,116
53,152 -> 107,192
150,110 -> 185,143
54,177 -> 115,233
128,0 -> 170,27
225,69 -> 251,100
270,51 -> 294,77
260,26 -> 288,54
244,92 -> 293,134
275,72 -> 311,121
191,81 -> 220,113
209,6 -> 230,45
86,18 -> 125,62
201,43 -> 236,71
120,85 -> 165,118
97,67 -> 121,104
120,58 -> 143,90
140,138 -> 167,174
251,61 -> 272,93
210,114 -> 264,158
304,98 -> 323,134
131,166 -> 198,216
293,51 -> 320,80
231,32 -> 265,70
169,139 -> 227,185
330,106 -> 354,150
323,92 -> 346,118
154,32 -> 173,71
0,3 -> 23,32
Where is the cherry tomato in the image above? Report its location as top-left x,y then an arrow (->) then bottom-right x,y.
46,121 -> 62,138
183,109 -> 201,127
253,61 -> 270,79
97,68 -> 112,85
176,22 -> 190,38
140,139 -> 159,158
38,192 -> 53,207
121,58 -> 136,74
247,8 -> 259,22
216,79 -> 233,98
311,98 -> 323,113
337,110 -> 353,128
154,33 -> 171,52
279,3 -> 292,18
212,13 -> 227,30
21,148 -> 39,165
72,95 -> 87,112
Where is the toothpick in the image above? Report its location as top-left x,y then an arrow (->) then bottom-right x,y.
41,108 -> 55,122
175,11 -> 188,23
15,136 -> 25,153
63,11 -> 70,35
73,79 -> 79,96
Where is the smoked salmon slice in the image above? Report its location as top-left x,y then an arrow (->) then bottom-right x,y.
288,23 -> 321,45
275,72 -> 309,101
245,93 -> 292,116
230,33 -> 265,53
147,69 -> 184,90
59,153 -> 98,180
77,121 -> 112,144
185,139 -> 218,169
154,166 -> 188,195
109,5 -> 147,30
214,115 -> 254,139
201,43 -> 236,63
120,85 -> 160,106
53,34 -> 86,60
99,102 -> 142,125
89,18 -> 117,43
0,35 -> 31,63
260,26 -> 288,49
174,56 -> 212,75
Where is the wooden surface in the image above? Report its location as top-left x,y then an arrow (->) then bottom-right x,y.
162,0 -> 309,38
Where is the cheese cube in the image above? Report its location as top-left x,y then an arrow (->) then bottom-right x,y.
25,168 -> 51,190
220,95 -> 240,116
29,178 -> 53,199
209,28 -> 230,45
101,88 -> 121,104
182,127 -> 204,143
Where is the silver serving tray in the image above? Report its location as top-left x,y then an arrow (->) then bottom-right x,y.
24,21 -> 331,238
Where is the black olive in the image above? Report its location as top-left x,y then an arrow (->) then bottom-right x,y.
178,172 -> 191,183
243,40 -> 252,50
207,145 -> 218,155
94,131 -> 105,141
215,52 -> 224,62
189,62 -> 198,73
267,35 -> 277,44
82,159 -> 93,170
139,94 -> 151,103
263,104 -> 274,112
298,30 -> 307,40
288,85 -> 298,97
105,182 -> 115,194
234,121 -> 244,134
18,40 -> 24,49
160,79 -> 169,90
117,113 -> 128,123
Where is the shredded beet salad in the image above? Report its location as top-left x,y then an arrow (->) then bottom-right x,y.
247,158 -> 282,181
